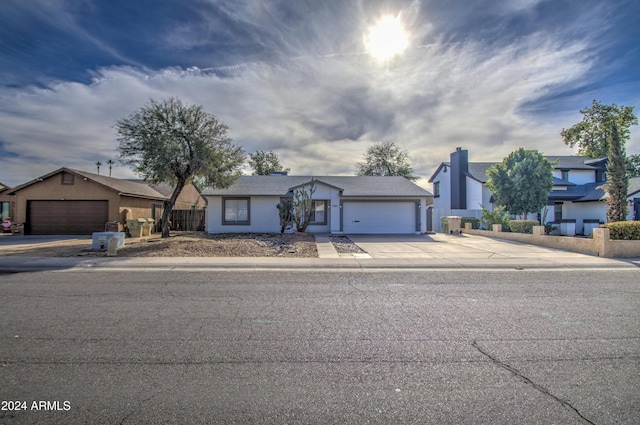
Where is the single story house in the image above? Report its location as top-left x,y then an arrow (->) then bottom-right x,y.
202,175 -> 432,234
6,168 -> 203,235
429,148 -> 637,235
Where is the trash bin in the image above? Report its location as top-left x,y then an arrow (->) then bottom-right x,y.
126,218 -> 146,238
147,218 -> 155,234
141,218 -> 152,236
447,216 -> 462,235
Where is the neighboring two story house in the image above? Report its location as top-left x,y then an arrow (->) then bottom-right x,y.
428,148 -> 637,235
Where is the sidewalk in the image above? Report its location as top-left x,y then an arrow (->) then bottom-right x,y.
0,233 -> 638,272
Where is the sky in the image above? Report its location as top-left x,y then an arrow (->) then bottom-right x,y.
1,0 -> 639,188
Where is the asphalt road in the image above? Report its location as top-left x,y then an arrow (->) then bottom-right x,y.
1,269 -> 638,424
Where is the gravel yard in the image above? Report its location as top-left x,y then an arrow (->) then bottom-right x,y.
329,235 -> 367,254
0,232 -> 319,258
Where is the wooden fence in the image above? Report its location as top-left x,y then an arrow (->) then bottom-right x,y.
152,209 -> 206,232
170,209 -> 205,231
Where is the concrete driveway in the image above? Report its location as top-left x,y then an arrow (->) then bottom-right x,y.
346,233 -> 628,267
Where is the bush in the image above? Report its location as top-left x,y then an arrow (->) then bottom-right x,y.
480,205 -> 511,231
462,218 -> 480,230
509,220 -> 538,234
603,221 -> 640,240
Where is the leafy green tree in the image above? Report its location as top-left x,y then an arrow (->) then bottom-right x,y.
248,150 -> 290,175
561,100 -> 637,158
116,98 -> 245,238
603,122 -> 628,222
561,100 -> 637,220
356,140 -> 418,181
486,148 -> 554,219
627,154 -> 640,178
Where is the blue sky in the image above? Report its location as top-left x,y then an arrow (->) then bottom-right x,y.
1,0 -> 639,187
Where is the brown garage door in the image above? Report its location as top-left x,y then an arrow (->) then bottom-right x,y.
27,200 -> 109,235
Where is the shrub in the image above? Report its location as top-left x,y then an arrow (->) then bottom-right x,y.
462,218 -> 480,230
510,220 -> 539,234
480,205 -> 511,231
603,221 -> 640,240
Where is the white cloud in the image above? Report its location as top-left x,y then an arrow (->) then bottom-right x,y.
1,11 -> 636,188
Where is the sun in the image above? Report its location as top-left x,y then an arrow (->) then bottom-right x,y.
364,15 -> 409,62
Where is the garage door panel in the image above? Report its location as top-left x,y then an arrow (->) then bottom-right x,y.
28,200 -> 109,235
343,202 -> 415,234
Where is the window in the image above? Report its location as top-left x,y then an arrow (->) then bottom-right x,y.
223,198 -> 249,224
310,200 -> 327,225
61,172 -> 74,185
595,170 -> 606,182
433,181 -> 440,197
561,170 -> 569,181
554,202 -> 563,222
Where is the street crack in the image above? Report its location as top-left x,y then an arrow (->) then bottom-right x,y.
472,340 -> 595,425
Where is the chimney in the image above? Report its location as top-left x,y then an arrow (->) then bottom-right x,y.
450,147 -> 468,209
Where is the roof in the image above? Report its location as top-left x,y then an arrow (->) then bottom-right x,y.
429,155 -> 607,183
548,182 -> 605,202
202,176 -> 432,198
545,156 -> 607,170
8,168 -> 167,200
127,180 -> 201,197
0,182 -> 10,193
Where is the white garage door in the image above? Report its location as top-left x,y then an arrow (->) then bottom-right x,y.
343,202 -> 416,234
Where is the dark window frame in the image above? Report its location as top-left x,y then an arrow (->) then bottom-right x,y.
222,197 -> 250,225
309,200 -> 328,225
433,181 -> 440,198
554,202 -> 563,222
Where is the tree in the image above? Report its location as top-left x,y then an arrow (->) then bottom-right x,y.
486,148 -> 554,219
106,159 -> 115,177
356,140 -> 418,181
561,100 -> 637,221
627,154 -> 640,178
248,150 -> 290,175
561,100 -> 637,158
603,122 -> 628,222
116,98 -> 245,238
95,161 -> 102,175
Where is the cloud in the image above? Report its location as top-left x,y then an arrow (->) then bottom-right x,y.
0,0 -> 638,187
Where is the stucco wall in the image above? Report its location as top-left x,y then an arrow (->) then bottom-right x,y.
9,173 -> 163,227
207,195 -> 281,233
10,175 -> 122,223
463,223 -> 640,258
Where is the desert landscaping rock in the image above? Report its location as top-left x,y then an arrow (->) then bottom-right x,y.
329,235 -> 367,254
0,232 -> 319,258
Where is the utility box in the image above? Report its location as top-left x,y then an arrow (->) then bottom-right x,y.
126,218 -> 147,238
447,216 -> 462,235
560,219 -> 576,236
583,220 -> 601,237
92,232 -> 125,250
105,221 -> 120,232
